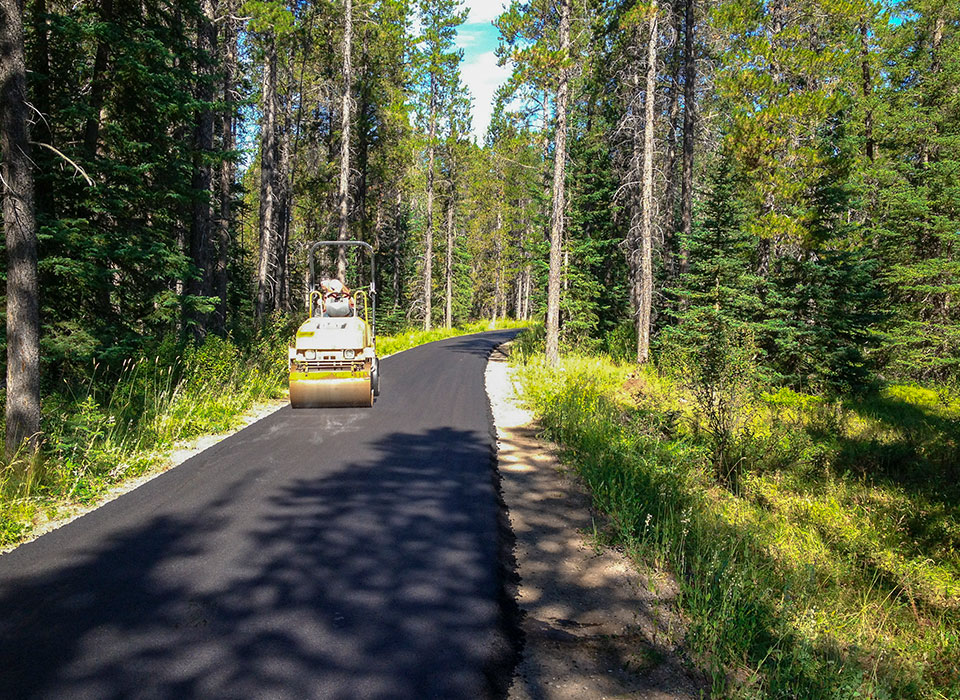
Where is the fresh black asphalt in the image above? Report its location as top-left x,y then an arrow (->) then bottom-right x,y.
0,329 -> 522,699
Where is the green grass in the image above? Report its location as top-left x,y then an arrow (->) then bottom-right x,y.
0,319 -> 298,547
377,318 -> 530,356
514,351 -> 960,699
0,316 -> 529,549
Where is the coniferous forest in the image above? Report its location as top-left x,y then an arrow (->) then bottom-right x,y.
2,0 -> 959,696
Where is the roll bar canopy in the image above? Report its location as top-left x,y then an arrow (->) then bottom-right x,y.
307,240 -> 376,337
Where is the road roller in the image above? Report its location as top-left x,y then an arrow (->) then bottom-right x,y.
288,241 -> 380,408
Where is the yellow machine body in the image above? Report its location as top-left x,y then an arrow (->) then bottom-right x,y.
288,291 -> 377,408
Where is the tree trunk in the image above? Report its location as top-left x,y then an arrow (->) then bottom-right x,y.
662,4 -> 682,281
337,0 -> 353,281
679,0 -> 695,275
2,0 -> 41,455
859,18 -> 874,162
445,195 -> 454,329
424,73 -> 437,331
545,0 -> 570,366
213,5 -> 237,335
83,0 -> 114,161
256,35 -> 278,319
276,103 -> 292,311
638,3 -> 658,364
31,0 -> 53,217
186,0 -> 217,340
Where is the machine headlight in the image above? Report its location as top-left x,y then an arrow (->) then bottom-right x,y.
343,349 -> 356,360
304,349 -> 316,360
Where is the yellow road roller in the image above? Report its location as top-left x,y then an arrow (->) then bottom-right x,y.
288,241 -> 380,408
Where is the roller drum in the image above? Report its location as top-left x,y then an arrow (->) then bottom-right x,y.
289,377 -> 374,408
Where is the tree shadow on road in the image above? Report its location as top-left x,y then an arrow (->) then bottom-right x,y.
0,426 -> 520,699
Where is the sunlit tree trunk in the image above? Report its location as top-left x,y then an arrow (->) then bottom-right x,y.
256,35 -> 278,318
679,0 -> 695,275
445,196 -> 454,329
337,0 -> 353,281
545,0 -> 570,366
638,3 -> 658,364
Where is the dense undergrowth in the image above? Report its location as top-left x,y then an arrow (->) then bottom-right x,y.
0,317 -> 524,549
512,335 -> 960,699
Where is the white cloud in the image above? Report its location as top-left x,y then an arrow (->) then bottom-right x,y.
460,50 -> 512,141
462,0 -> 507,25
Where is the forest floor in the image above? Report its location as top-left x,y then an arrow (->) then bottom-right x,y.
487,343 -> 708,699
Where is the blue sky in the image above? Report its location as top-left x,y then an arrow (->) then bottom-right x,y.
456,1 -> 512,141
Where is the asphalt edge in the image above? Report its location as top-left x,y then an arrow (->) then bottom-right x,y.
481,335 -> 526,699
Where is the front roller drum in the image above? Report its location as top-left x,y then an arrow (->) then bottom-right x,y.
289,377 -> 374,408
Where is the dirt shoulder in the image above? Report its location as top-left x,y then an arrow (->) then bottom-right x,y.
486,344 -> 708,699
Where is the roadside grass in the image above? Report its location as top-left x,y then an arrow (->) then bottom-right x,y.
0,316 -> 529,549
377,318 -> 531,356
513,351 -> 960,699
0,317 -> 298,548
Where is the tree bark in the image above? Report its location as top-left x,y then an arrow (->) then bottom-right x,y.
679,0 -> 695,275
424,70 -> 437,331
83,0 -> 114,161
31,0 -> 53,215
638,3 -> 658,364
662,4 -> 682,281
186,0 -> 217,340
276,100 -> 293,311
545,0 -> 570,366
859,17 -> 874,162
337,0 -> 353,281
445,195 -> 454,329
2,0 -> 41,455
255,35 -> 278,319
213,5 -> 238,335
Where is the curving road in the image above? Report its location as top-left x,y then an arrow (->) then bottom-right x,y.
0,329 -> 522,699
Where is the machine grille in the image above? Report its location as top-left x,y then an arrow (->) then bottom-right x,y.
301,359 -> 364,373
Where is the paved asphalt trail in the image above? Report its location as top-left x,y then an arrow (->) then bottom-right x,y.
0,329 -> 522,699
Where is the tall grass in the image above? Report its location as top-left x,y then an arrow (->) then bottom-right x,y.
515,352 -> 960,699
0,318 -> 297,547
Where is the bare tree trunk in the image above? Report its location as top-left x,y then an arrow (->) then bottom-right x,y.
393,190 -> 403,306
337,0 -> 353,281
638,3 -> 659,364
276,104 -> 292,311
213,5 -> 237,335
424,74 -> 437,331
186,0 -> 217,340
545,0 -> 570,366
859,18 -> 874,162
494,205 -> 504,323
83,0 -> 114,161
256,36 -> 278,319
679,0 -> 695,276
662,4 -> 682,281
445,196 -> 454,329
2,0 -> 41,455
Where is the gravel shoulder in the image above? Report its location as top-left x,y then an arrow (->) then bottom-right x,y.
486,344 -> 708,699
